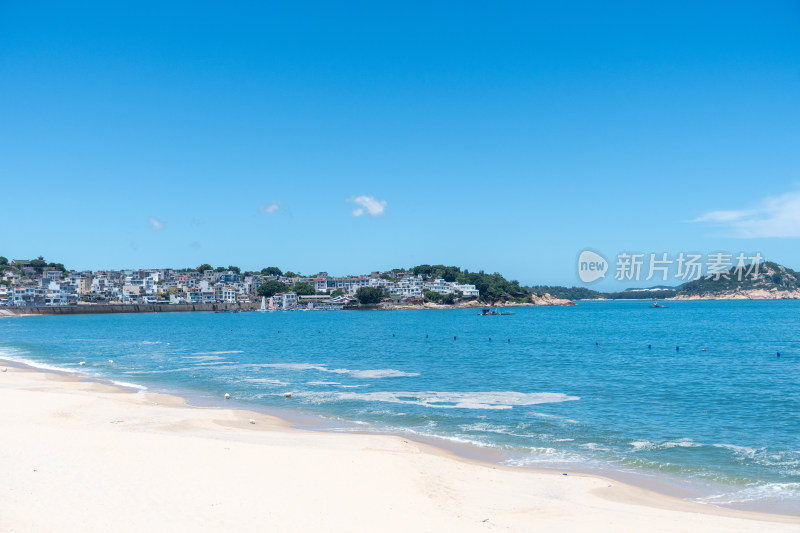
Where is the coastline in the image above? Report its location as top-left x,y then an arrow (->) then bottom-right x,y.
1,362 -> 798,532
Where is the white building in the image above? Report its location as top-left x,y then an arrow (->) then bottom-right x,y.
272,291 -> 297,310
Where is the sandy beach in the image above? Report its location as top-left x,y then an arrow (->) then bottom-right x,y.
0,366 -> 797,533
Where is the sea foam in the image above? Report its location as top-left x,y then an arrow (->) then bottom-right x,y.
300,391 -> 579,410
260,363 -> 419,378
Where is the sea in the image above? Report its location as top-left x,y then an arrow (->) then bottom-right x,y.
1,300 -> 798,514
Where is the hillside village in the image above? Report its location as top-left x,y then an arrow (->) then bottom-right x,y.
0,257 -> 482,310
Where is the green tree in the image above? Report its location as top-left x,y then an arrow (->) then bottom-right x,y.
261,267 -> 282,276
423,289 -> 441,303
292,282 -> 315,295
47,262 -> 67,273
0,256 -> 7,266
227,265 -> 241,274
257,280 -> 288,297
355,286 -> 384,305
214,266 -> 226,272
197,263 -> 212,272
331,289 -> 344,297
284,271 -> 299,278
411,264 -> 433,277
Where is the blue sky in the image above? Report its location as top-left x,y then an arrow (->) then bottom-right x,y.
1,2 -> 798,288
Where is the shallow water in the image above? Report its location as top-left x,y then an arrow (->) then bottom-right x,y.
1,301 -> 798,513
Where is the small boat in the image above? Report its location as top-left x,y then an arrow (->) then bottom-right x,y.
649,300 -> 668,308
479,307 -> 515,316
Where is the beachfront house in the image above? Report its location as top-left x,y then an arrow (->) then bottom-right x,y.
272,291 -> 297,310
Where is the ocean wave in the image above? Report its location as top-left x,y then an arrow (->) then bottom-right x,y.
694,482 -> 800,505
244,378 -> 289,385
299,391 -> 579,410
190,350 -> 244,355
184,355 -> 225,361
0,350 -> 78,374
629,439 -> 702,452
260,363 -> 419,379
124,367 -> 199,374
111,380 -> 147,391
580,442 -> 610,451
712,444 -> 800,471
502,447 -> 589,466
528,412 -> 580,424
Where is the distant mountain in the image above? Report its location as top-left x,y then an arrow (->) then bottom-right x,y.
530,261 -> 800,301
675,261 -> 800,299
527,285 -> 677,300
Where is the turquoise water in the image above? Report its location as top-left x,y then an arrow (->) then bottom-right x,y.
1,301 -> 798,512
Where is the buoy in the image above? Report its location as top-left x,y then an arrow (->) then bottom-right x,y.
648,344 -> 651,350
283,392 -> 292,399
425,334 -> 428,338
224,393 -> 230,400
392,333 -> 395,337
701,349 -> 706,353
79,361 -> 86,366
676,346 -> 679,351
508,338 -> 510,343
249,418 -> 256,424
108,359 -> 114,363
489,337 -> 492,342
777,352 -> 781,358
595,342 -> 598,346
454,336 -> 457,340
562,473 -> 568,476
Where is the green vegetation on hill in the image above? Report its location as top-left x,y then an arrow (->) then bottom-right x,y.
678,261 -> 800,296
530,261 -> 800,300
408,264 -> 526,303
528,285 -> 677,300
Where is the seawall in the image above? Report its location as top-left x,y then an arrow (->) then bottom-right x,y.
0,303 -> 255,316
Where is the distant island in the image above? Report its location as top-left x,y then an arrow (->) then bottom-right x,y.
531,261 -> 800,301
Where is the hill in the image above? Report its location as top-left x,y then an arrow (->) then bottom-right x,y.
674,261 -> 800,299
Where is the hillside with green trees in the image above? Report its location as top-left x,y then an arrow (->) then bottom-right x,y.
407,264 -> 529,303
528,285 -> 678,300
529,261 -> 800,300
677,261 -> 800,296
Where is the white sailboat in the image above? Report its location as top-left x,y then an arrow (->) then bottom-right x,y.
257,296 -> 267,312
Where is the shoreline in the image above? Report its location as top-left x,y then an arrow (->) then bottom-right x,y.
1,361 -> 798,531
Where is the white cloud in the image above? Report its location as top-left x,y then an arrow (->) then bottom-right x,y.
348,195 -> 387,217
148,217 -> 164,231
259,202 -> 281,215
692,210 -> 756,223
692,191 -> 800,238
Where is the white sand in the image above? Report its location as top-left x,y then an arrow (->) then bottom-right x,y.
1,367 -> 797,532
